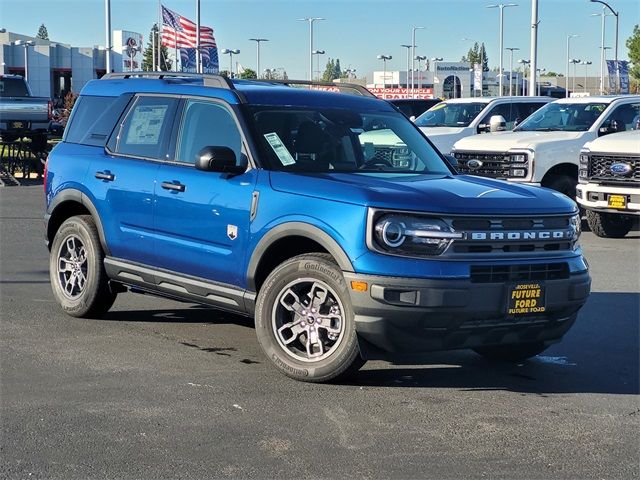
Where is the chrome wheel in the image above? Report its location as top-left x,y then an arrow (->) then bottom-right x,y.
272,278 -> 345,362
57,234 -> 88,299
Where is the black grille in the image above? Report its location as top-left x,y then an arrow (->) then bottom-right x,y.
470,263 -> 570,283
587,154 -> 640,183
454,151 -> 511,178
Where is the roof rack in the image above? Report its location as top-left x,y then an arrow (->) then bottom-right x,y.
265,79 -> 375,98
101,72 -> 235,90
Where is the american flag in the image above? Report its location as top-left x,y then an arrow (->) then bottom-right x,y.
161,5 -> 217,49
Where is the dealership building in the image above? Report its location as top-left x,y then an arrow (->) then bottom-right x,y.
0,30 -> 143,102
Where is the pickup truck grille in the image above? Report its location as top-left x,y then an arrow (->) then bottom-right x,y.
453,151 -> 511,178
445,214 -> 577,257
470,262 -> 570,283
587,154 -> 640,183
373,147 -> 393,163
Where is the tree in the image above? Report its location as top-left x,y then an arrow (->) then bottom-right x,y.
322,58 -> 343,81
461,42 -> 489,71
239,68 -> 257,79
627,24 -> 640,86
142,24 -> 172,71
36,23 -> 49,40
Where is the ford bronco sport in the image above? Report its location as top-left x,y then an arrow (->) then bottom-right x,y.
45,73 -> 590,382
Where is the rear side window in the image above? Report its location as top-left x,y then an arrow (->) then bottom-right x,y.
64,95 -> 133,146
0,77 -> 29,97
114,96 -> 178,159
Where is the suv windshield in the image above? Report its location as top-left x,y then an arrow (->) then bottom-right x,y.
514,102 -> 608,132
414,102 -> 486,127
247,106 -> 451,175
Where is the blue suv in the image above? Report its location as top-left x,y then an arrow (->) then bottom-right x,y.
45,73 -> 591,382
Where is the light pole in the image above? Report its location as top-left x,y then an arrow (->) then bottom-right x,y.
462,38 -> 484,97
12,40 -> 35,82
591,0 -> 619,93
411,26 -> 425,98
431,57 -> 443,97
415,55 -> 426,90
581,60 -> 592,93
505,47 -> 519,96
486,3 -> 518,97
377,54 -> 392,88
536,68 -> 545,95
249,38 -> 268,79
529,0 -> 538,97
401,44 -> 411,92
565,34 -> 579,97
312,49 -> 325,81
298,17 -> 324,81
518,58 -> 530,95
570,58 -> 581,95
104,0 -> 112,73
591,9 -> 613,94
221,48 -> 240,77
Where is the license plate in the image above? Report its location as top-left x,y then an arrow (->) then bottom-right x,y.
9,121 -> 25,129
507,282 -> 546,317
607,194 -> 627,209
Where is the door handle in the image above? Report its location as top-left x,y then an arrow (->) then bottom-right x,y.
161,181 -> 186,192
95,171 -> 115,181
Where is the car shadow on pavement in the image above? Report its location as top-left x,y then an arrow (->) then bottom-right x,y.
348,292 -> 639,395
102,306 -> 255,329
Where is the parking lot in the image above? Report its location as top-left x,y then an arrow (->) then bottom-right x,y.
1,185 -> 638,479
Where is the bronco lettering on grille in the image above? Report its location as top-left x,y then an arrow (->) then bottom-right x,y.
470,231 -> 568,240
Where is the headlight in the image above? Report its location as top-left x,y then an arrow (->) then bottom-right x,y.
570,213 -> 582,242
579,154 -> 589,165
372,213 -> 463,256
510,153 -> 527,163
393,145 -> 410,157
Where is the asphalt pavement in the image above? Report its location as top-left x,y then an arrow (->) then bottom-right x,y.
1,185 -> 638,479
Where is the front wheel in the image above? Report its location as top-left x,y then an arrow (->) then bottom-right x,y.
49,215 -> 117,318
543,174 -> 577,199
473,342 -> 548,362
585,210 -> 633,238
255,253 -> 364,382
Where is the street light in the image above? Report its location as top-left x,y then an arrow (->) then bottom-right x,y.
486,3 -> 518,97
345,68 -> 356,80
518,58 -> 530,96
591,9 -> 614,94
581,60 -> 593,93
411,26 -> 425,98
298,17 -> 325,82
415,55 -> 426,90
565,34 -> 579,97
401,44 -> 411,92
249,38 -> 268,79
312,49 -> 325,80
377,54 -> 392,88
505,47 -> 519,96
220,48 -> 240,77
590,0 -> 619,93
536,68 -> 546,96
12,40 -> 35,82
570,58 -> 581,95
462,38 -> 484,97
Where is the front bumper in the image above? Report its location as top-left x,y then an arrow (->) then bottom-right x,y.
344,270 -> 590,359
576,183 -> 640,214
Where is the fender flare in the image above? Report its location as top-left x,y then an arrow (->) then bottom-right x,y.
246,222 -> 354,291
46,189 -> 111,255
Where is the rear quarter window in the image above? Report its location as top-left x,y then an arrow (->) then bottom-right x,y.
64,95 -> 132,146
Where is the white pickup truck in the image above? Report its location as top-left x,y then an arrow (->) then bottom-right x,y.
577,130 -> 639,238
451,95 -> 640,197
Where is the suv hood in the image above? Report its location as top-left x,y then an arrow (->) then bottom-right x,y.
453,130 -> 586,151
269,171 -> 576,215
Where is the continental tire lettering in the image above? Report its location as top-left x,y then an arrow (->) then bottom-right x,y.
303,262 -> 341,282
271,354 -> 309,377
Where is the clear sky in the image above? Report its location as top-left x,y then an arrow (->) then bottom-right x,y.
1,0 -> 638,78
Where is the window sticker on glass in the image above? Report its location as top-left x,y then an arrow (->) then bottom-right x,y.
125,105 -> 168,145
264,132 -> 296,166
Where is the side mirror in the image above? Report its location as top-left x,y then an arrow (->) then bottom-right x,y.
195,146 -> 246,175
598,120 -> 617,136
443,154 -> 458,171
489,115 -> 507,132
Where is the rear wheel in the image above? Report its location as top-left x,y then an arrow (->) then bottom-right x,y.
473,342 -> 547,362
543,174 -> 577,199
49,215 -> 116,318
255,253 -> 364,382
585,210 -> 632,238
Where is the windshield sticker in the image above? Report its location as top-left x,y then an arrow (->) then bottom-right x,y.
264,132 -> 296,166
429,103 -> 447,111
125,105 -> 168,145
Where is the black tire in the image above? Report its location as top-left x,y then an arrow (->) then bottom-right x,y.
255,253 -> 365,383
49,215 -> 116,318
585,210 -> 632,238
543,174 -> 577,199
30,134 -> 48,153
473,342 -> 548,362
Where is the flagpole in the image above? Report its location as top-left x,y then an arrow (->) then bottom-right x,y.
157,0 -> 162,70
195,0 -> 201,74
175,32 -> 178,72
